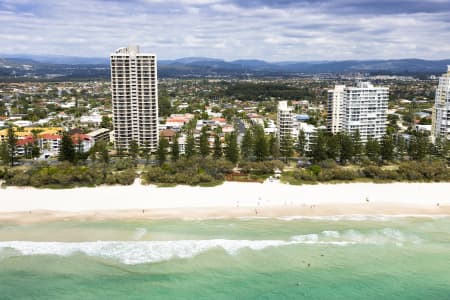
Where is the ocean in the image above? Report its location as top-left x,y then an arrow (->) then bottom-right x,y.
0,216 -> 449,299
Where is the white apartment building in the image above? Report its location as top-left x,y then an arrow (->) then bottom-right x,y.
110,45 -> 159,152
293,122 -> 318,153
327,82 -> 388,142
432,66 -> 450,140
277,101 -> 294,144
327,85 -> 345,134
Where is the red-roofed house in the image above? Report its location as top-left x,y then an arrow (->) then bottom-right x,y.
221,124 -> 235,134
71,133 -> 94,153
212,117 -> 227,126
16,135 -> 35,157
160,129 -> 177,143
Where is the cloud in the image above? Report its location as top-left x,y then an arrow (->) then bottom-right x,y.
0,0 -> 449,61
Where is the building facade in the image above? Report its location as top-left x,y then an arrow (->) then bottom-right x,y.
277,101 -> 294,143
432,66 -> 450,140
327,85 -> 345,134
327,82 -> 388,142
110,45 -> 158,152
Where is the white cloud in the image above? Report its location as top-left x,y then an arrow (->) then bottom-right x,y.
0,0 -> 449,61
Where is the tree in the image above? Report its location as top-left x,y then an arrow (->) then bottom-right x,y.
141,141 -> 151,165
325,133 -> 340,161
311,130 -> 327,163
433,137 -> 450,161
225,132 -> 239,163
74,136 -> 86,163
380,134 -> 394,161
59,131 -> 75,163
339,133 -> 354,165
280,134 -> 293,163
100,116 -> 112,129
297,129 -> 307,157
157,137 -> 169,165
31,130 -> 40,160
116,146 -> 125,158
213,134 -> 222,159
185,132 -> 196,158
5,127 -> 18,167
23,143 -> 32,159
129,140 -> 140,164
387,114 -> 400,134
171,135 -> 180,162
0,142 -> 8,165
365,138 -> 381,163
352,130 -> 362,162
395,135 -> 407,161
252,125 -> 268,161
240,129 -> 253,160
90,141 -> 109,164
158,90 -> 172,117
408,132 -> 430,160
199,127 -> 210,158
99,142 -> 110,164
269,134 -> 280,160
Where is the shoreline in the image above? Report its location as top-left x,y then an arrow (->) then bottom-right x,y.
1,181 -> 449,223
0,206 -> 449,224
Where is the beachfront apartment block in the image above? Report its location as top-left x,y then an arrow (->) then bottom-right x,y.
276,101 -> 320,153
432,66 -> 450,140
111,45 -> 159,152
277,101 -> 294,144
327,82 -> 389,142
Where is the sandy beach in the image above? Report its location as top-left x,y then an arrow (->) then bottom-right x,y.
0,181 -> 449,223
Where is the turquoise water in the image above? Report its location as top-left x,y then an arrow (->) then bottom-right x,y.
0,216 -> 449,299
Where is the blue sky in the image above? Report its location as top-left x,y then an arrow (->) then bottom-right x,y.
1,0 -> 450,61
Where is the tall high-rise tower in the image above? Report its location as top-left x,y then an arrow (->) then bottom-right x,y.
327,85 -> 345,134
327,82 -> 388,142
110,45 -> 159,152
277,101 -> 294,148
432,66 -> 450,140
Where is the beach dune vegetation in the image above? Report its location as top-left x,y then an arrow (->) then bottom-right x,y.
142,157 -> 234,186
283,160 -> 450,185
2,162 -> 136,188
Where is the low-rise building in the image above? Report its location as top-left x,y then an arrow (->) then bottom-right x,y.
160,129 -> 177,143
72,133 -> 94,153
293,122 -> 318,153
87,128 -> 110,143
80,113 -> 102,125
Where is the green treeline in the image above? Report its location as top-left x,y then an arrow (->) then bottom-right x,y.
222,82 -> 321,101
1,161 -> 136,188
283,160 -> 450,184
1,121 -> 450,188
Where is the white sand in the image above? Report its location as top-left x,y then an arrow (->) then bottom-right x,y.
0,181 -> 450,217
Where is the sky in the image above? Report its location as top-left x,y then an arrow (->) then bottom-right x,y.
1,0 -> 450,61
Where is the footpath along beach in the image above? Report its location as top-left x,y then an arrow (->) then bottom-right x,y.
0,181 -> 449,222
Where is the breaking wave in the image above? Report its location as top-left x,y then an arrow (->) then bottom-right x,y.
0,229 -> 421,265
291,228 -> 421,246
277,215 -> 449,221
132,228 -> 147,240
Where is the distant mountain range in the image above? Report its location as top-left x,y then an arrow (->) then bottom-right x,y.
1,55 -> 449,80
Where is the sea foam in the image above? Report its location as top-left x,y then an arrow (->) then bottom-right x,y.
0,229 -> 421,265
277,215 -> 450,221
